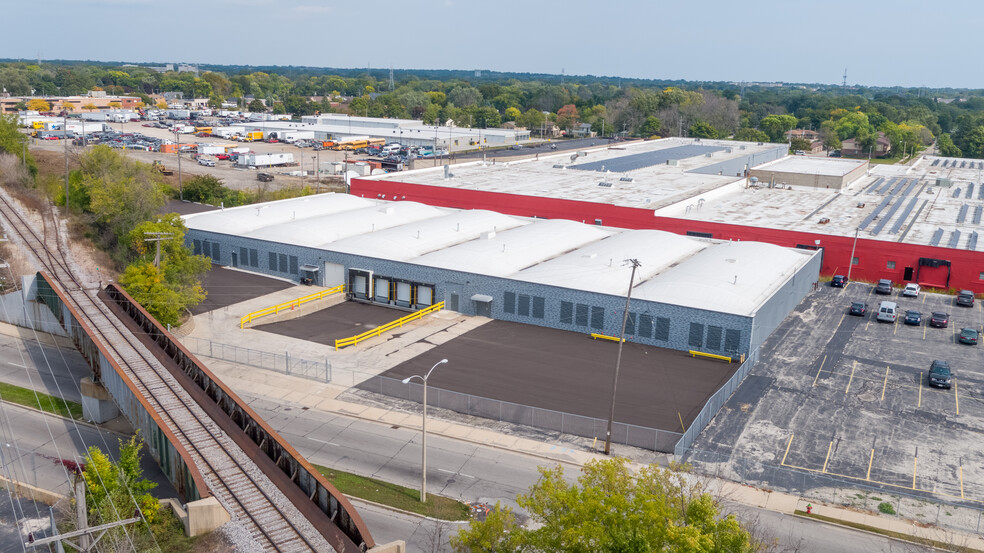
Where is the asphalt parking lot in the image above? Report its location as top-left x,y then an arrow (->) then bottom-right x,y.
689,281 -> 984,508
378,318 -> 738,440
255,301 -> 402,344
191,265 -> 294,315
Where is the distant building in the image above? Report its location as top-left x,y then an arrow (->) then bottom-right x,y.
785,129 -> 819,140
842,132 -> 891,158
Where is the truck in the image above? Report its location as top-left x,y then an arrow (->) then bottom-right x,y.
239,131 -> 263,142
237,152 -> 294,168
198,144 -> 226,155
152,161 -> 173,176
280,130 -> 315,144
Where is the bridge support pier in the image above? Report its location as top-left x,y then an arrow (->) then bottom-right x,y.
163,497 -> 231,537
80,376 -> 119,423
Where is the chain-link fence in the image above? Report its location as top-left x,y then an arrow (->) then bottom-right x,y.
674,347 -> 759,456
360,374 -> 683,452
686,447 -> 984,536
182,336 -> 330,382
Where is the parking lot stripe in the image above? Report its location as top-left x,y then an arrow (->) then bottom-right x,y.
822,441 -> 833,473
782,434 -> 794,465
866,448 -> 875,480
845,361 -> 857,394
812,355 -> 826,387
881,366 -> 889,401
678,412 -> 686,432
923,324 -> 927,340
960,465 -> 965,499
918,372 -> 923,407
955,381 -> 960,415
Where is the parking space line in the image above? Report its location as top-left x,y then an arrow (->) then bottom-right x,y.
918,372 -> 923,407
822,440 -> 833,473
960,465 -> 965,499
845,361 -> 857,394
812,355 -> 826,387
881,366 -> 889,401
893,318 -> 899,335
866,448 -> 875,480
955,381 -> 960,415
782,434 -> 794,465
923,324 -> 927,340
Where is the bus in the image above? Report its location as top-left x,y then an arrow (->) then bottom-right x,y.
333,138 -> 369,150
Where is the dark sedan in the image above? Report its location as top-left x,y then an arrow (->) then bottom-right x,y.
831,275 -> 848,287
959,328 -> 980,345
849,301 -> 867,316
904,310 -> 922,326
929,312 -> 950,328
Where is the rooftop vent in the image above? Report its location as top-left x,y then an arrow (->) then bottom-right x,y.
619,177 -> 635,182
598,182 -> 614,188
552,164 -> 566,169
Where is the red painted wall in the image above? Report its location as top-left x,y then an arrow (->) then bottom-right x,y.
352,178 -> 984,292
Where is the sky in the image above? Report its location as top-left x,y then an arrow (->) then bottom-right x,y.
2,0 -> 981,89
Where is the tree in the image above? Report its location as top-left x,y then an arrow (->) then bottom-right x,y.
689,120 -> 719,139
519,108 -> 546,131
937,133 -> 962,157
447,86 -> 483,108
451,459 -> 753,553
82,433 -> 159,550
271,102 -> 287,115
471,106 -> 501,129
963,126 -> 984,159
120,214 -> 209,326
82,102 -> 98,113
0,113 -> 36,177
26,98 -> 51,112
108,101 -> 122,109
155,100 -> 168,109
789,137 -> 812,152
758,114 -> 798,142
503,106 -> 522,122
640,116 -> 662,137
733,128 -> 770,142
247,98 -> 266,112
556,104 -> 579,132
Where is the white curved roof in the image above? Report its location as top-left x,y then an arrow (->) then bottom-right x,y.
243,201 -> 446,247
633,241 -> 812,315
330,210 -> 526,261
414,219 -> 614,276
516,230 -> 708,294
182,193 -> 375,235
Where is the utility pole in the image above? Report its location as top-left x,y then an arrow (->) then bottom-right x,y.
175,129 -> 183,200
64,112 -> 69,213
604,258 -> 641,455
26,476 -> 140,552
144,232 -> 174,268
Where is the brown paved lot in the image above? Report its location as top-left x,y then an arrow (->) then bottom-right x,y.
192,265 -> 294,314
255,302 -> 402,344
382,319 -> 737,432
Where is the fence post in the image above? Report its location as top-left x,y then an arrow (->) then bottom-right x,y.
326,359 -> 331,383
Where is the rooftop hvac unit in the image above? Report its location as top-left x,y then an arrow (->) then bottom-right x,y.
598,182 -> 614,188
619,177 -> 634,182
725,147 -> 733,153
705,152 -> 713,157
667,159 -> 679,166
739,145 -> 746,150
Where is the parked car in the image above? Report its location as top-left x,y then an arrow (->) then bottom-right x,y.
959,328 -> 980,345
956,290 -> 975,307
876,301 -> 898,323
831,275 -> 848,288
928,360 -> 952,389
875,279 -> 893,295
849,301 -> 867,316
903,283 -> 920,297
929,312 -> 950,328
256,172 -> 274,182
904,310 -> 922,326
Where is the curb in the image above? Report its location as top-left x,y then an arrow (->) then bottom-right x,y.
791,512 -> 966,553
346,496 -> 471,524
0,398 -> 131,437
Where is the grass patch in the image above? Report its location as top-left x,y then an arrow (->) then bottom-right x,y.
878,501 -> 896,515
795,510 -> 977,552
0,381 -> 82,419
314,464 -> 470,521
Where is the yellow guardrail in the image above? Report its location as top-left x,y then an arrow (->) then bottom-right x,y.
239,284 -> 346,328
334,302 -> 445,350
688,350 -> 737,363
590,333 -> 624,343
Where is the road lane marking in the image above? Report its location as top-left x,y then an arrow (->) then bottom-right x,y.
881,366 -> 889,401
438,468 -> 474,479
7,363 -> 26,368
782,434 -> 794,465
845,361 -> 857,394
822,441 -> 833,473
812,355 -> 827,387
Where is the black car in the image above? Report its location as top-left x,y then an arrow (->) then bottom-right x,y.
957,290 -> 976,307
904,310 -> 921,326
929,312 -> 950,328
831,275 -> 848,287
875,279 -> 893,295
928,360 -> 952,389
849,301 -> 867,316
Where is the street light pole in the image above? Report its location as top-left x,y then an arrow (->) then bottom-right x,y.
604,259 -> 641,455
847,226 -> 860,281
402,358 -> 449,502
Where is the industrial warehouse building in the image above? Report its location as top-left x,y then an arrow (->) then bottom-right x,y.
183,194 -> 822,357
352,138 -> 984,292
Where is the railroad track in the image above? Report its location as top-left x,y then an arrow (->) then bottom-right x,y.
0,195 -> 331,552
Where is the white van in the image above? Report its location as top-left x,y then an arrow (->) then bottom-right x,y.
876,301 -> 898,323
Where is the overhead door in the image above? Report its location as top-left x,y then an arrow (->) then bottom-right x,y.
395,282 -> 411,307
374,278 -> 390,303
416,286 -> 433,307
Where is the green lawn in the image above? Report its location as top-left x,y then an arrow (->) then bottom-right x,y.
0,381 -> 83,419
795,510 -> 977,552
314,464 -> 470,521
